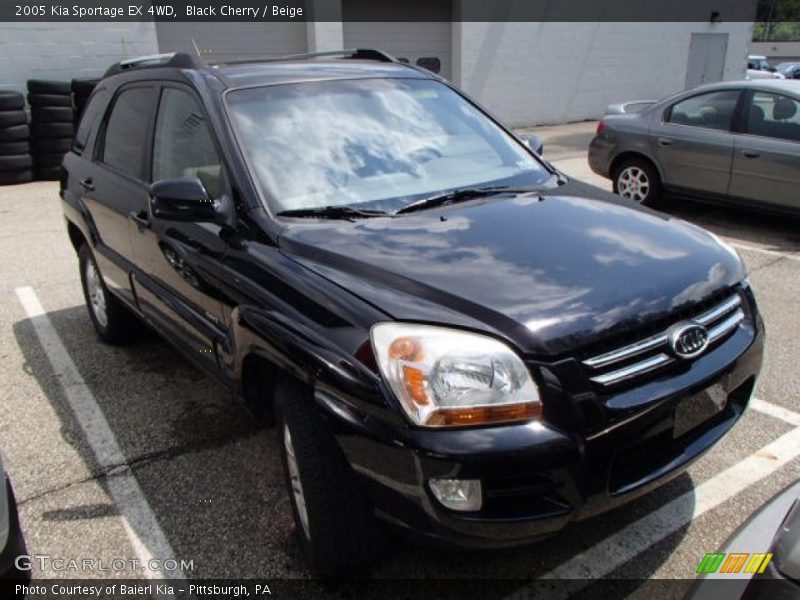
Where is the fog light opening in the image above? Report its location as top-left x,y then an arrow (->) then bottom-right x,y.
429,478 -> 482,511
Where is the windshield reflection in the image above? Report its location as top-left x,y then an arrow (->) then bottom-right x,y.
226,78 -> 550,213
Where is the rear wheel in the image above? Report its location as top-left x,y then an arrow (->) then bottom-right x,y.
613,158 -> 663,208
78,244 -> 140,345
274,379 -> 384,577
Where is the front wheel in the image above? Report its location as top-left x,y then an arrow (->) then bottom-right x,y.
613,158 -> 663,208
275,380 -> 384,577
78,244 -> 141,345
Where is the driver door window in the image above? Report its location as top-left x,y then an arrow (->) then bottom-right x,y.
152,88 -> 222,197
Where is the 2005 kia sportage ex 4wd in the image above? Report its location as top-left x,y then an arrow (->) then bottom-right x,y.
61,49 -> 764,576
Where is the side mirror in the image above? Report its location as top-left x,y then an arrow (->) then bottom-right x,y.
519,134 -> 544,155
149,177 -> 233,227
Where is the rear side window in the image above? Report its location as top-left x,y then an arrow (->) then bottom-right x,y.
100,87 -> 156,179
667,90 -> 740,131
73,89 -> 108,154
747,92 -> 800,142
152,88 -> 222,197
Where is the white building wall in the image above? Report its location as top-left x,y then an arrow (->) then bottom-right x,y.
455,22 -> 753,127
750,41 -> 800,62
0,22 -> 159,94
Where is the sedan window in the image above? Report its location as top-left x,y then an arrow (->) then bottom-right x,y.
667,90 -> 740,132
746,92 -> 800,142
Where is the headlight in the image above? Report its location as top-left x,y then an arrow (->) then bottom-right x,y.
370,323 -> 541,428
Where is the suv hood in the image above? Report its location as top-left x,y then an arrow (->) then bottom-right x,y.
278,181 -> 745,356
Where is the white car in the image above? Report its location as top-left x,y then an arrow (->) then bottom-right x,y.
747,55 -> 785,80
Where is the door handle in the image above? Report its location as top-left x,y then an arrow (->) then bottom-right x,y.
742,150 -> 760,158
128,211 -> 150,232
657,138 -> 673,147
79,178 -> 94,191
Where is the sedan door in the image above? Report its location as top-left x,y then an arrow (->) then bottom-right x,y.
729,90 -> 800,211
649,89 -> 741,197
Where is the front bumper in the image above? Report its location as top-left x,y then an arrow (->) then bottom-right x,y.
330,309 -> 764,549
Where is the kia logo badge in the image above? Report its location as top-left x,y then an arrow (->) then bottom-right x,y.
668,322 -> 710,359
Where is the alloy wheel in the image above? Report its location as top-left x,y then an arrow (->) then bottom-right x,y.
283,423 -> 311,540
617,166 -> 650,203
85,259 -> 108,328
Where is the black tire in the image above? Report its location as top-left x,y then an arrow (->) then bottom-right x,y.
31,121 -> 73,138
0,154 -> 32,171
27,79 -> 71,95
27,93 -> 73,108
0,169 -> 34,185
32,136 -> 71,153
0,111 -> 27,129
274,379 -> 384,577
0,141 -> 30,156
613,157 -> 664,208
71,78 -> 99,96
35,166 -> 61,181
0,91 -> 25,111
31,106 -> 74,123
0,124 -> 30,142
34,152 -> 64,169
78,244 -> 141,345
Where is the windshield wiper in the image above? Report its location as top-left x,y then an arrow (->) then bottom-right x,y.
276,205 -> 388,220
395,186 -> 538,215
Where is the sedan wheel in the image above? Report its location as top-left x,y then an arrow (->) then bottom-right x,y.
613,158 -> 663,208
617,166 -> 650,203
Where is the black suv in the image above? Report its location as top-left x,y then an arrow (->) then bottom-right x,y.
61,49 -> 764,576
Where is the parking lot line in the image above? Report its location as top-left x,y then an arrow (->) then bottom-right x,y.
727,241 -> 800,262
506,421 -> 800,599
14,286 -> 186,581
750,398 -> 800,428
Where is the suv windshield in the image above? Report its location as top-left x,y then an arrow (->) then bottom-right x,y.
226,78 -> 552,214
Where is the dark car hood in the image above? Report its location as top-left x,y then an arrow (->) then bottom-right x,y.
278,181 -> 745,356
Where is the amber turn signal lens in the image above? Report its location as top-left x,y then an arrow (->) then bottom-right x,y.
389,336 -> 424,361
402,365 -> 430,406
426,402 -> 540,427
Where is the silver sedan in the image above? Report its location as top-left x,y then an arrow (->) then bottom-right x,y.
588,80 -> 800,213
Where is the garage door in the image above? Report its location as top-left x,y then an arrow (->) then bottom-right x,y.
155,23 -> 307,62
343,0 -> 452,79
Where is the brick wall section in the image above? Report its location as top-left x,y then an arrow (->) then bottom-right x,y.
0,22 -> 159,94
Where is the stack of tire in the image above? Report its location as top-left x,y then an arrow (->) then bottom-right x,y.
72,78 -> 99,123
0,91 -> 33,186
28,80 -> 74,181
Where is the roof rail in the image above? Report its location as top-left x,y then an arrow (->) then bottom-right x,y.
209,48 -> 397,67
103,52 -> 203,78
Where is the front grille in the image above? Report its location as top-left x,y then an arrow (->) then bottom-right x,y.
582,292 -> 746,387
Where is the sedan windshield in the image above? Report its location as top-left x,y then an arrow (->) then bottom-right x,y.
226,78 -> 552,214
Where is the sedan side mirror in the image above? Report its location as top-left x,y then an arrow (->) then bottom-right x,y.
149,177 -> 234,227
519,134 -> 544,155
